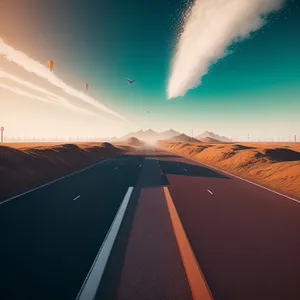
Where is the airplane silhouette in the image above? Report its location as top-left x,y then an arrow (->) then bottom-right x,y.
127,78 -> 136,84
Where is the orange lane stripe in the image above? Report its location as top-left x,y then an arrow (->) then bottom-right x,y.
163,187 -> 213,300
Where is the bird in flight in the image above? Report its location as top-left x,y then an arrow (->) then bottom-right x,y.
127,78 -> 136,84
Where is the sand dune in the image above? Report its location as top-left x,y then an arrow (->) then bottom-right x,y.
0,142 -> 129,202
157,141 -> 300,200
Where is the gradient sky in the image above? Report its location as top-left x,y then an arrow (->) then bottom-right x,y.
0,0 -> 299,140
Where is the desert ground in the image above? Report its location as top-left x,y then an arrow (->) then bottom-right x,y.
1,140 -> 299,202
157,141 -> 300,200
0,142 -> 133,202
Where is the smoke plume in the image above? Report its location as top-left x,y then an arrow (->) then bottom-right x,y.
167,0 -> 286,99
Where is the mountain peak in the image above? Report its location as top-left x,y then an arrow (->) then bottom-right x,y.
160,129 -> 181,139
164,129 -> 178,133
171,133 -> 200,142
145,129 -> 157,133
196,131 -> 231,142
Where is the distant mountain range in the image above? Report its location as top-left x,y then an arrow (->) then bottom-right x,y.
113,129 -> 180,142
122,129 -> 162,141
170,134 -> 200,143
196,131 -> 231,142
120,137 -> 145,146
111,129 -> 231,143
160,129 -> 181,140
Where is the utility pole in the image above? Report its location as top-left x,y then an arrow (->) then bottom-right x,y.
0,126 -> 4,143
295,135 -> 297,143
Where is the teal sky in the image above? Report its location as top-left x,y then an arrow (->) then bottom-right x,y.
0,0 -> 299,140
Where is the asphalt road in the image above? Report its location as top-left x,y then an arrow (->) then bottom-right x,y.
159,151 -> 300,300
1,147 -> 300,300
0,154 -> 143,300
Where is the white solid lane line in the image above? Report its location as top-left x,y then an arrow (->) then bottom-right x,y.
73,195 -> 81,201
113,167 -> 118,171
184,168 -> 187,172
207,190 -> 213,195
76,186 -> 134,300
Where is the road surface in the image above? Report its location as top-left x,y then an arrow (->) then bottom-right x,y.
1,147 -> 300,300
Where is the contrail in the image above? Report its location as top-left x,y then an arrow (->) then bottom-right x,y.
0,82 -> 58,105
167,0 -> 286,99
0,70 -> 113,121
0,82 -> 112,121
45,96 -> 113,121
0,38 -> 129,122
0,69 -> 68,100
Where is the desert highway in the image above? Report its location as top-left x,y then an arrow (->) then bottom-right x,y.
1,147 -> 300,300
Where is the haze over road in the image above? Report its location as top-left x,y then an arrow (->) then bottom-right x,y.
1,147 -> 300,300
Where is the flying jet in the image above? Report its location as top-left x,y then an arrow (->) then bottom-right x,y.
127,78 -> 136,84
